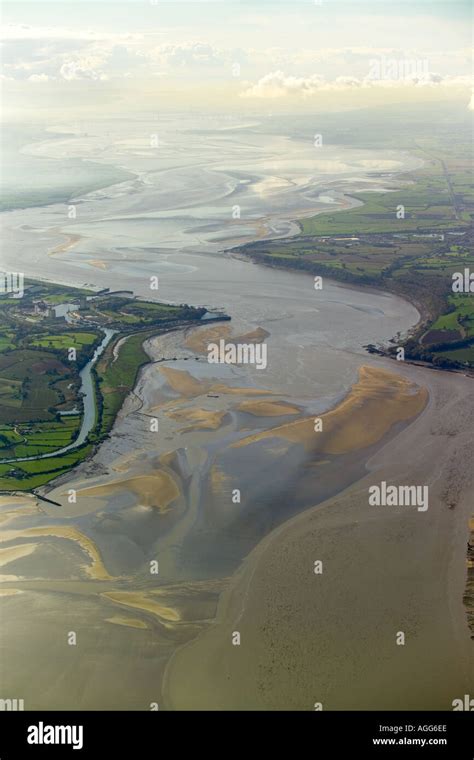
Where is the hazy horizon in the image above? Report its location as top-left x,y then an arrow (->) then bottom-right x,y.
1,0 -> 472,120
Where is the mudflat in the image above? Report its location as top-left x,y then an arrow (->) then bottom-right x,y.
163,361 -> 474,710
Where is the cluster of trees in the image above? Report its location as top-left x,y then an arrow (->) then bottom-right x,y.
395,336 -> 473,368
0,433 -> 13,449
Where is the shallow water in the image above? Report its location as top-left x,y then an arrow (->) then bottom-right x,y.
0,114 -> 422,709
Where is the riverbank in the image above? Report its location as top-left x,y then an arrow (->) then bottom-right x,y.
0,281 -> 209,493
231,140 -> 474,372
1,112 -> 472,712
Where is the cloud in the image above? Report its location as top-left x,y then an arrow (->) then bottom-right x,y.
242,69 -> 474,98
0,23 -> 145,82
242,70 -> 324,98
468,92 -> 474,111
146,41 -> 240,69
1,26 -> 238,83
1,21 -> 470,93
148,42 -> 227,67
60,59 -> 108,81
27,73 -> 52,82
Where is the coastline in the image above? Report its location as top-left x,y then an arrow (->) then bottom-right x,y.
0,279 -> 210,496
235,244 -> 473,379
229,245 -> 426,342
1,130 -> 471,710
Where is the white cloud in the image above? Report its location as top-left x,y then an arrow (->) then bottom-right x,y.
242,69 -> 474,98
1,20 -> 470,93
146,41 -> 240,69
27,73 -> 52,82
60,59 -> 108,81
242,70 -> 324,98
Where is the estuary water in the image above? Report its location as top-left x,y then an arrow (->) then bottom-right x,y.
1,114 -> 420,398
0,114 -> 425,709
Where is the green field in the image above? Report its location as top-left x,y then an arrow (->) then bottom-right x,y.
0,279 -> 205,491
431,295 -> 474,337
239,130 -> 473,369
95,331 -> 154,436
0,349 -> 69,423
29,332 -> 98,349
0,416 -> 81,459
434,346 -> 474,364
0,332 -> 15,351
300,170 -> 462,237
0,443 -> 93,490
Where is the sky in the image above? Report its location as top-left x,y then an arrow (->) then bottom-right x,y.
1,1 -> 472,118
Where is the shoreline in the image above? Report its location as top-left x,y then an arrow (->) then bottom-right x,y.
228,245 -> 426,342
0,279 -> 211,496
226,247 -> 474,383
231,234 -> 473,375
0,248 -> 423,498
2,135 -> 471,709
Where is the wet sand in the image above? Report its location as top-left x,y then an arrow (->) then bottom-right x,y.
163,361 -> 474,710
78,472 -> 180,512
48,232 -> 81,257
0,330 -> 471,709
158,365 -> 276,398
0,350 -> 441,709
0,525 -> 114,581
1,120 -> 469,710
232,365 -> 428,454
101,591 -> 180,623
166,407 -> 229,431
184,325 -> 269,354
237,399 -> 301,417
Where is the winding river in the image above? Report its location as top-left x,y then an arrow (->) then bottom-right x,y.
4,117 -> 469,712
3,328 -> 115,463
